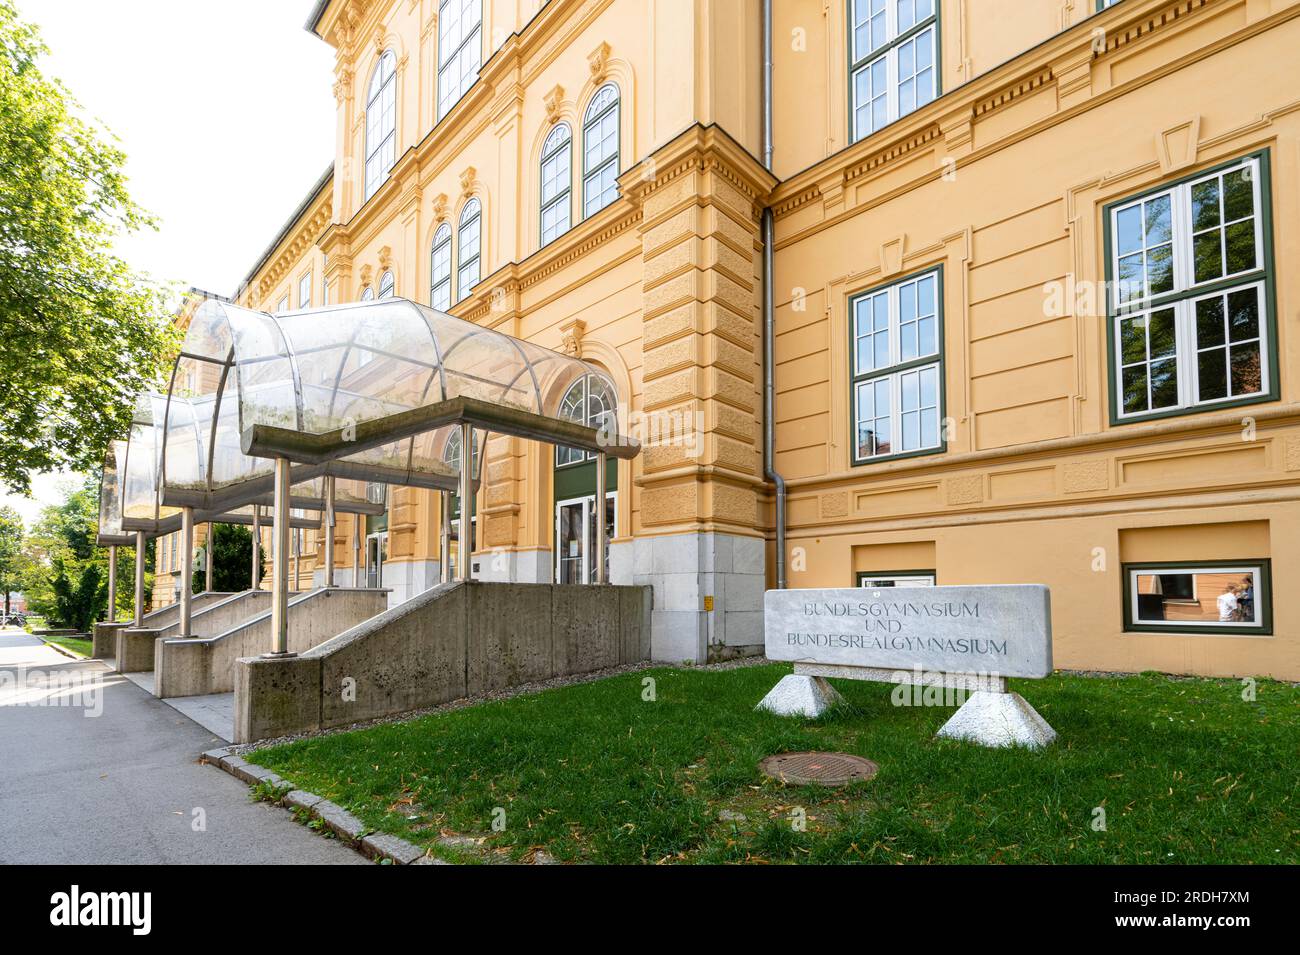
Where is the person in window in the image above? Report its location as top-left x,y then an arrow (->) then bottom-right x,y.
1216,583 -> 1240,623
1236,577 -> 1254,623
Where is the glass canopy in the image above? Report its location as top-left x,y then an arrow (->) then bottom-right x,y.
173,298 -> 635,480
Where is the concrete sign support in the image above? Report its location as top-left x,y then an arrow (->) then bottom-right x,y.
324,475 -> 336,588
133,531 -> 145,627
106,545 -> 117,623
268,456 -> 292,656
179,506 -> 194,637
758,585 -> 1057,748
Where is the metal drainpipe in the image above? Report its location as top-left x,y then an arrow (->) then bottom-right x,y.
762,0 -> 787,589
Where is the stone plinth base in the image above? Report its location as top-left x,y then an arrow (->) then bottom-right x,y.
755,674 -> 845,718
936,690 -> 1057,749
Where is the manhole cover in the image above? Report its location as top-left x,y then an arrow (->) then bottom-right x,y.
759,751 -> 878,787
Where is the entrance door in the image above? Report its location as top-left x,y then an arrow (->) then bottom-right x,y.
365,532 -> 387,588
555,492 -> 615,584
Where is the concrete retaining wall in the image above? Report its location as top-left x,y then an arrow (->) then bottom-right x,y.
115,590 -> 263,673
155,588 -> 390,698
92,622 -> 129,660
233,581 -> 652,743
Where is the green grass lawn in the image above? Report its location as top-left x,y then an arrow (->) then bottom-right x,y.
44,636 -> 93,657
247,664 -> 1299,864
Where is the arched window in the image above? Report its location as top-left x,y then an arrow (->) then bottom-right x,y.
456,198 -> 481,302
540,123 -> 571,246
364,51 -> 397,201
430,223 -> 452,309
437,0 -> 482,120
360,285 -> 375,302
556,374 -> 616,467
377,270 -> 395,299
582,84 -> 620,218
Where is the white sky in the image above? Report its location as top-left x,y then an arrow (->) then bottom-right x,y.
3,0 -> 337,524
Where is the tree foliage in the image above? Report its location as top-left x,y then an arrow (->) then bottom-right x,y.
0,505 -> 24,615
21,475 -> 150,626
195,523 -> 252,595
0,1 -> 174,493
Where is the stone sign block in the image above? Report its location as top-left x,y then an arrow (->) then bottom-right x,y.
764,585 -> 1052,679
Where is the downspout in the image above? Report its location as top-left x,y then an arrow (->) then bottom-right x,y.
761,0 -> 787,588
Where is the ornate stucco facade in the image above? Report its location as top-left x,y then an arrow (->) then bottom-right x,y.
160,0 -> 1299,679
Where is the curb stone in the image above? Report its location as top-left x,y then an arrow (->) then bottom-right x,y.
200,746 -> 432,865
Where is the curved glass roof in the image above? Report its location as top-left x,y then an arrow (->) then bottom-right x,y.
174,298 -> 634,482
98,297 -> 639,543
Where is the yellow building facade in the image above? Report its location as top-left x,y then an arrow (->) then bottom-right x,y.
165,0 -> 1298,679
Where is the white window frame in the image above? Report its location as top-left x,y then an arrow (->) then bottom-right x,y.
850,268 -> 943,464
364,51 -> 397,201
555,374 -> 616,467
456,198 -> 481,302
437,0 -> 482,121
430,223 -> 452,309
1109,155 -> 1270,421
377,270 -> 395,299
582,84 -> 620,219
275,295 -> 289,314
298,271 -> 312,309
540,123 -> 572,246
850,0 -> 938,143
1126,563 -> 1268,632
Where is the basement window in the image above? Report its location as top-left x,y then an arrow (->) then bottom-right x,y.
1123,560 -> 1272,635
857,571 -> 935,588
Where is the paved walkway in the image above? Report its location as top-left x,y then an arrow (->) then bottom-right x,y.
0,629 -> 365,864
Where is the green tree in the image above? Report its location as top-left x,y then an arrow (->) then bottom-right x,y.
0,1 -> 174,494
194,523 -> 252,595
0,505 -> 23,616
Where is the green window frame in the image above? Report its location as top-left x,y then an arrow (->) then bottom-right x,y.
849,265 -> 946,465
1104,150 -> 1278,425
1122,559 -> 1272,636
848,0 -> 939,144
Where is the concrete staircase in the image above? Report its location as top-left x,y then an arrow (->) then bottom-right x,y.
154,588 -> 391,698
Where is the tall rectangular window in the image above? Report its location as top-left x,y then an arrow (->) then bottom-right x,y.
1107,153 -> 1275,422
849,0 -> 937,143
850,267 -> 943,464
298,271 -> 312,309
438,0 -> 482,120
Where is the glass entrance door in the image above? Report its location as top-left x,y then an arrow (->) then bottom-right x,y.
365,532 -> 387,588
555,493 -> 615,584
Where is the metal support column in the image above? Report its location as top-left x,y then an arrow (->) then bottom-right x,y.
594,452 -> 607,584
440,491 -> 451,584
106,545 -> 117,623
179,506 -> 194,636
458,422 -> 472,583
292,527 -> 300,593
324,476 -> 336,588
251,506 -> 261,589
133,531 -> 146,628
268,456 -> 292,655
353,515 -> 362,587
205,523 -> 214,592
